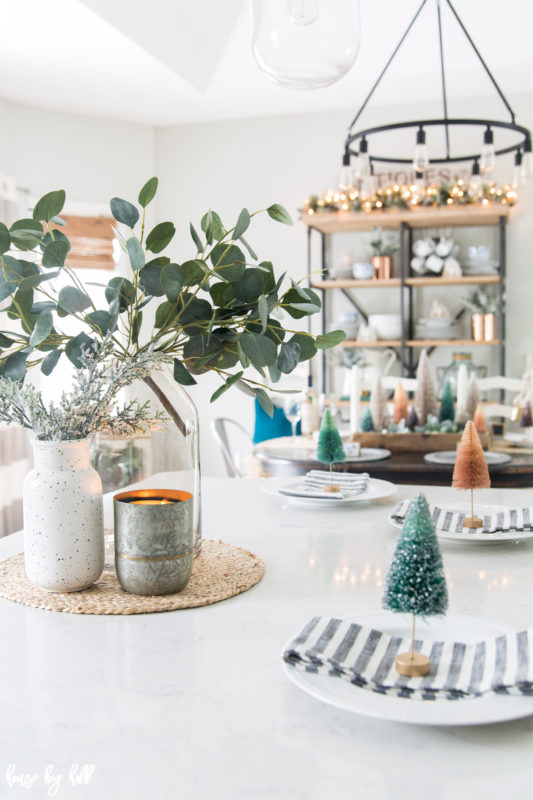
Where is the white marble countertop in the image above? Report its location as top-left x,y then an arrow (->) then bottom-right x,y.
2,478 -> 533,799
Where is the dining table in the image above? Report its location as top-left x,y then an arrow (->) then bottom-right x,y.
1,475 -> 533,799
253,435 -> 533,487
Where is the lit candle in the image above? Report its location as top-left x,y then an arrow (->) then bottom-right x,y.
349,365 -> 361,434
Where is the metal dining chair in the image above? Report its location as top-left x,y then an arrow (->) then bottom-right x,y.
210,418 -> 253,478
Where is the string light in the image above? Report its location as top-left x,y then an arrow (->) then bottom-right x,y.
302,178 -> 517,215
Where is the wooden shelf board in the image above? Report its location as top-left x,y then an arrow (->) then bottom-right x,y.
312,278 -> 401,289
406,339 -> 501,347
341,339 -> 402,348
340,339 -> 502,348
313,275 -> 501,289
405,275 -> 501,286
302,205 -> 510,234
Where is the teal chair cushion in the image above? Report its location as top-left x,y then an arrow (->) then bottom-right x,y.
253,399 -> 301,443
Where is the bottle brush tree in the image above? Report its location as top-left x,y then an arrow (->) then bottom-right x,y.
473,404 -> 487,433
414,350 -> 438,425
465,375 -> 480,421
370,376 -> 388,431
452,420 -> 490,528
361,406 -> 375,432
406,405 -> 418,432
438,380 -> 455,423
520,401 -> 533,429
393,380 -> 408,424
383,492 -> 448,676
317,407 -> 345,491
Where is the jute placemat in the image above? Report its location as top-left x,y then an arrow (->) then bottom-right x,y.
0,539 -> 265,615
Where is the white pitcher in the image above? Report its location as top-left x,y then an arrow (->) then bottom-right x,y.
358,348 -> 397,389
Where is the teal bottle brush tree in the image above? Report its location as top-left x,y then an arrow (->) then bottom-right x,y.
383,492 -> 448,677
316,407 -> 346,492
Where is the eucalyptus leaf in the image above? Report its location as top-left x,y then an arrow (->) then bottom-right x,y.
257,294 -> 268,334
233,268 -> 265,303
85,310 -> 115,336
126,236 -> 145,271
29,310 -> 53,347
201,210 -> 225,243
235,379 -> 256,397
42,240 -> 69,268
41,348 -> 62,376
277,340 -> 300,374
233,208 -> 250,240
239,331 -> 277,368
139,263 -> 164,296
110,197 -> 139,228
0,333 -> 15,348
173,358 -> 197,386
131,310 -> 142,344
161,263 -> 184,302
180,259 -> 207,287
210,244 -> 246,282
268,362 -> 281,383
154,301 -> 177,329
3,351 -> 28,380
58,286 -> 91,314
10,231 -> 42,250
32,190 -> 66,223
190,222 -> 203,253
145,221 -> 175,253
288,333 -> 317,362
210,370 -> 244,403
40,230 -> 71,253
65,332 -> 95,368
254,387 -> 274,417
31,301 -> 56,314
239,236 -> 258,261
138,177 -> 158,208
105,277 -> 135,311
315,329 -> 347,349
0,223 -> 10,254
266,203 -> 293,226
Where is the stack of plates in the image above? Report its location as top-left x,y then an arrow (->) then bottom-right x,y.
415,318 -> 460,340
462,260 -> 499,275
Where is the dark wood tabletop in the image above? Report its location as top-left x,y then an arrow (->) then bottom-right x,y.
254,439 -> 533,488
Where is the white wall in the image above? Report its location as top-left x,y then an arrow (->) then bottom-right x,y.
3,93 -> 533,476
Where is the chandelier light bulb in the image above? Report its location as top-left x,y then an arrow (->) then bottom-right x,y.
469,160 -> 483,199
287,0 -> 320,26
480,127 -> 496,173
339,152 -> 353,190
512,151 -> 524,189
412,128 -> 429,173
354,137 -> 371,179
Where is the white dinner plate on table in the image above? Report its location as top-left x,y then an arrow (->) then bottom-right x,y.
424,450 -> 512,466
263,477 -> 397,507
388,503 -> 533,545
282,612 -> 533,726
503,433 -> 533,449
313,447 -> 391,463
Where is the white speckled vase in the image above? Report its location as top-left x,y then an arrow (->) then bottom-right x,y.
23,438 -> 104,592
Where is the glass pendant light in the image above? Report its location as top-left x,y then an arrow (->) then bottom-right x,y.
353,137 -> 370,178
412,170 -> 426,203
339,151 -> 353,191
251,0 -> 361,90
480,127 -> 496,173
412,127 -> 429,173
469,159 -> 482,199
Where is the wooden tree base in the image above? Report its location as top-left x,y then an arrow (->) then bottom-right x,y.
324,485 -> 340,493
463,516 -> 484,529
395,652 -> 431,677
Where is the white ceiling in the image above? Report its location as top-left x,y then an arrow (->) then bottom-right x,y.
0,0 -> 532,126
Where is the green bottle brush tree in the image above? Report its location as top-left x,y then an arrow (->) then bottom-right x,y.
316,407 -> 346,492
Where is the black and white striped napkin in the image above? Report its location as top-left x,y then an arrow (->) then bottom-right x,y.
279,470 -> 369,499
391,499 -> 533,534
283,616 -> 533,700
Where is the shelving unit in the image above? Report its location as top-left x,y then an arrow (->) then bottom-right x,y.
304,205 -> 509,391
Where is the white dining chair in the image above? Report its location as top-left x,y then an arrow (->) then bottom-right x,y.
210,418 -> 253,478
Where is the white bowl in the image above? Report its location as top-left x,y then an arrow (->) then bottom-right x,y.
368,314 -> 402,340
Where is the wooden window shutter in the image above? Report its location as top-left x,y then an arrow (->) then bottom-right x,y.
52,215 -> 116,270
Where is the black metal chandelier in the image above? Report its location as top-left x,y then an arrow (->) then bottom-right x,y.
340,0 -> 532,197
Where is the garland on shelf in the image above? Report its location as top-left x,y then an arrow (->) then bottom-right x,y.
302,179 -> 517,216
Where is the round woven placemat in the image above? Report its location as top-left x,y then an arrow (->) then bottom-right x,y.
0,539 -> 265,615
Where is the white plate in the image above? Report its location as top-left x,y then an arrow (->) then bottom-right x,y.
424,450 -> 512,466
263,477 -> 397,507
504,432 -> 533,449
314,447 -> 391,463
388,503 -> 533,544
282,613 -> 533,726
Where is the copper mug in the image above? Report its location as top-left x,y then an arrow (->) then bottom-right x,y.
371,255 -> 392,280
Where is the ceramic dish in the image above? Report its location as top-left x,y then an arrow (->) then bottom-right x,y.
282,613 -> 533,726
263,478 -> 397,507
388,503 -> 533,544
424,450 -> 512,466
315,447 -> 391,463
